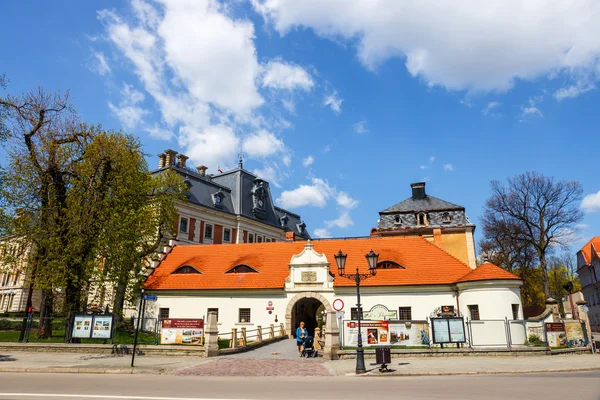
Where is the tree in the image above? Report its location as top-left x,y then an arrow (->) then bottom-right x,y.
482,172 -> 583,298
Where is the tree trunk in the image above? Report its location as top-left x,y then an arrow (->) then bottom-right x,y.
112,273 -> 128,326
539,253 -> 550,299
37,290 -> 53,339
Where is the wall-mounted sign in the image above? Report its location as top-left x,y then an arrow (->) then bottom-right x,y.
431,318 -> 466,344
333,299 -> 344,312
161,318 -> 204,345
363,304 -> 397,320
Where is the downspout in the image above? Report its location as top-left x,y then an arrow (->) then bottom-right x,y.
452,284 -> 460,315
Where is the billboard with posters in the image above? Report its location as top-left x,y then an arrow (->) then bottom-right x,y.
160,318 -> 204,345
344,321 -> 389,346
431,318 -> 466,344
72,315 -> 94,338
545,322 -> 567,347
91,315 -> 113,339
71,314 -> 114,340
388,321 -> 429,346
564,320 -> 585,344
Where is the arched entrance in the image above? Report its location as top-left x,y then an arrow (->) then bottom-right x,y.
286,292 -> 332,338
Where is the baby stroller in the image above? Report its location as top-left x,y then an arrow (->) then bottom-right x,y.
301,336 -> 318,358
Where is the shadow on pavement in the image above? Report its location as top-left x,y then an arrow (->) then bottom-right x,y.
0,354 -> 16,362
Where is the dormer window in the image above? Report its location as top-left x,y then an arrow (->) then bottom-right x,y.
173,265 -> 202,274
416,212 -> 428,226
297,222 -> 306,234
394,215 -> 402,225
225,264 -> 259,274
442,212 -> 452,224
376,261 -> 404,269
212,190 -> 224,209
280,214 -> 290,228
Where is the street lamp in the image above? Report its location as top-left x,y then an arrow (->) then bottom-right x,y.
334,249 -> 378,374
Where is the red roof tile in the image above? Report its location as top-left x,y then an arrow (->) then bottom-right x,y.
144,236 -> 516,291
456,262 -> 521,283
580,237 -> 600,264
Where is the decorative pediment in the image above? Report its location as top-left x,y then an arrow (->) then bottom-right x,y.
285,241 -> 333,292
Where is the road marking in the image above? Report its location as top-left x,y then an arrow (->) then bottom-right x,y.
0,395 -> 248,400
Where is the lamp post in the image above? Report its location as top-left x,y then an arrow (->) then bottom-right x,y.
334,249 -> 378,374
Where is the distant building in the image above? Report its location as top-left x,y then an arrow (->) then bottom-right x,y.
371,182 -> 477,268
0,236 -> 41,313
152,150 -> 310,245
577,237 -> 600,332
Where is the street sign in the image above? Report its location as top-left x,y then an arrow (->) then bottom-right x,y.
333,298 -> 344,311
143,295 -> 157,301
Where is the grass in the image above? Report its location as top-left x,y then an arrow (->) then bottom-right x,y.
342,345 -> 430,350
0,327 -> 157,345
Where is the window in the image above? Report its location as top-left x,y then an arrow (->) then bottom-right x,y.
511,304 -> 520,320
173,265 -> 202,274
265,238 -> 270,243
416,212 -> 428,226
223,228 -> 231,243
159,308 -> 170,319
204,223 -> 213,240
179,217 -> 189,233
207,308 -> 219,322
248,233 -> 254,243
394,215 -> 402,224
442,212 -> 452,223
376,260 -> 403,269
239,308 -> 251,323
398,307 -> 412,320
350,307 -> 363,320
225,264 -> 259,274
12,272 -> 19,285
257,236 -> 263,243
468,305 -> 480,320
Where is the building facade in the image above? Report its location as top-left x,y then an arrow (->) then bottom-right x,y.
153,150 -> 310,246
371,182 -> 477,268
577,237 -> 600,332
143,236 -> 522,341
0,237 -> 41,313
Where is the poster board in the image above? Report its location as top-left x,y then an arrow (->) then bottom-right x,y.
343,321 -> 389,346
388,321 -> 429,346
160,318 -> 204,345
545,322 -> 566,347
71,314 -> 114,340
431,318 -> 466,344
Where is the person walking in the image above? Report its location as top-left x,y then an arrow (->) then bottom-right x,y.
296,321 -> 307,357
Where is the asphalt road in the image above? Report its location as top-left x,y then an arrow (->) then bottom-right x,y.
0,372 -> 598,400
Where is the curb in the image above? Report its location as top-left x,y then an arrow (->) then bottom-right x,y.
0,367 -> 164,375
356,367 -> 600,377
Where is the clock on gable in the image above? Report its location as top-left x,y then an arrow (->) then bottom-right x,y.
212,189 -> 225,209
251,179 -> 268,220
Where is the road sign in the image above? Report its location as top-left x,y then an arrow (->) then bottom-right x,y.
333,298 -> 344,311
143,295 -> 157,301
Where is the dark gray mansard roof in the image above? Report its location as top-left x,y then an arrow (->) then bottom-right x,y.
151,162 -> 310,239
380,182 -> 464,214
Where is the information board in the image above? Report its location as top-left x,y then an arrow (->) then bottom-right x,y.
72,315 -> 94,338
431,317 -> 466,344
161,318 -> 204,345
388,321 -> 429,346
91,315 -> 113,339
343,321 -> 389,346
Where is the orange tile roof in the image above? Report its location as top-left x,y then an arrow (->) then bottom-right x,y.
580,237 -> 600,264
145,236 -> 517,291
456,262 -> 521,283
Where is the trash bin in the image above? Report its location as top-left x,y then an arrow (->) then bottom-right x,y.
375,346 -> 391,365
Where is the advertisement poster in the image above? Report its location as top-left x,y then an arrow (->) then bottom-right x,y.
72,315 -> 93,338
448,318 -> 466,342
344,321 -> 389,346
388,321 -> 429,346
432,318 -> 450,343
545,323 -> 566,347
564,321 -> 585,342
161,319 -> 204,345
91,315 -> 113,339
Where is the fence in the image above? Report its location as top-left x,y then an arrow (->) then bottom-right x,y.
217,323 -> 286,350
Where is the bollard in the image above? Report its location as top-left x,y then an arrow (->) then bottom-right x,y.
257,326 -> 263,342
231,328 -> 238,349
269,324 -> 275,339
241,327 -> 247,347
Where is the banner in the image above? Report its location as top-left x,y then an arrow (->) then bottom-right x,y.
344,321 -> 389,346
388,321 -> 429,346
161,318 -> 204,345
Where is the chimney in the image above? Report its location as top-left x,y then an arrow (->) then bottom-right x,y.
176,154 -> 189,169
285,231 -> 295,241
411,182 -> 426,200
158,153 -> 166,169
196,165 -> 208,177
164,149 -> 177,167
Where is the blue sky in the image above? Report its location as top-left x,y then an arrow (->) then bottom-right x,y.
1,0 -> 598,253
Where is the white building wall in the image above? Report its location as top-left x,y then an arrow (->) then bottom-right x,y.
458,285 -> 523,320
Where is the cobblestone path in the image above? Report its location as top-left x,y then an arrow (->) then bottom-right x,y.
177,338 -> 333,376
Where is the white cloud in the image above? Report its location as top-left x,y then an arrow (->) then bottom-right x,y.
313,228 -> 331,238
324,90 -> 343,114
108,82 -> 149,129
522,106 -> 543,117
282,154 -> 292,166
145,125 -> 173,140
276,178 -> 334,208
482,101 -> 501,116
242,130 -> 285,158
582,190 -> 600,212
428,156 -> 435,163
181,125 -> 239,169
554,80 -> 596,101
336,192 -> 358,209
91,52 -> 111,76
520,97 -> 544,120
443,163 -> 454,171
354,120 -> 368,134
253,1 -> 600,94
281,98 -> 295,113
420,165 -> 427,170
253,165 -> 281,188
302,155 -> 314,167
326,211 -> 354,229
262,60 -> 314,91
